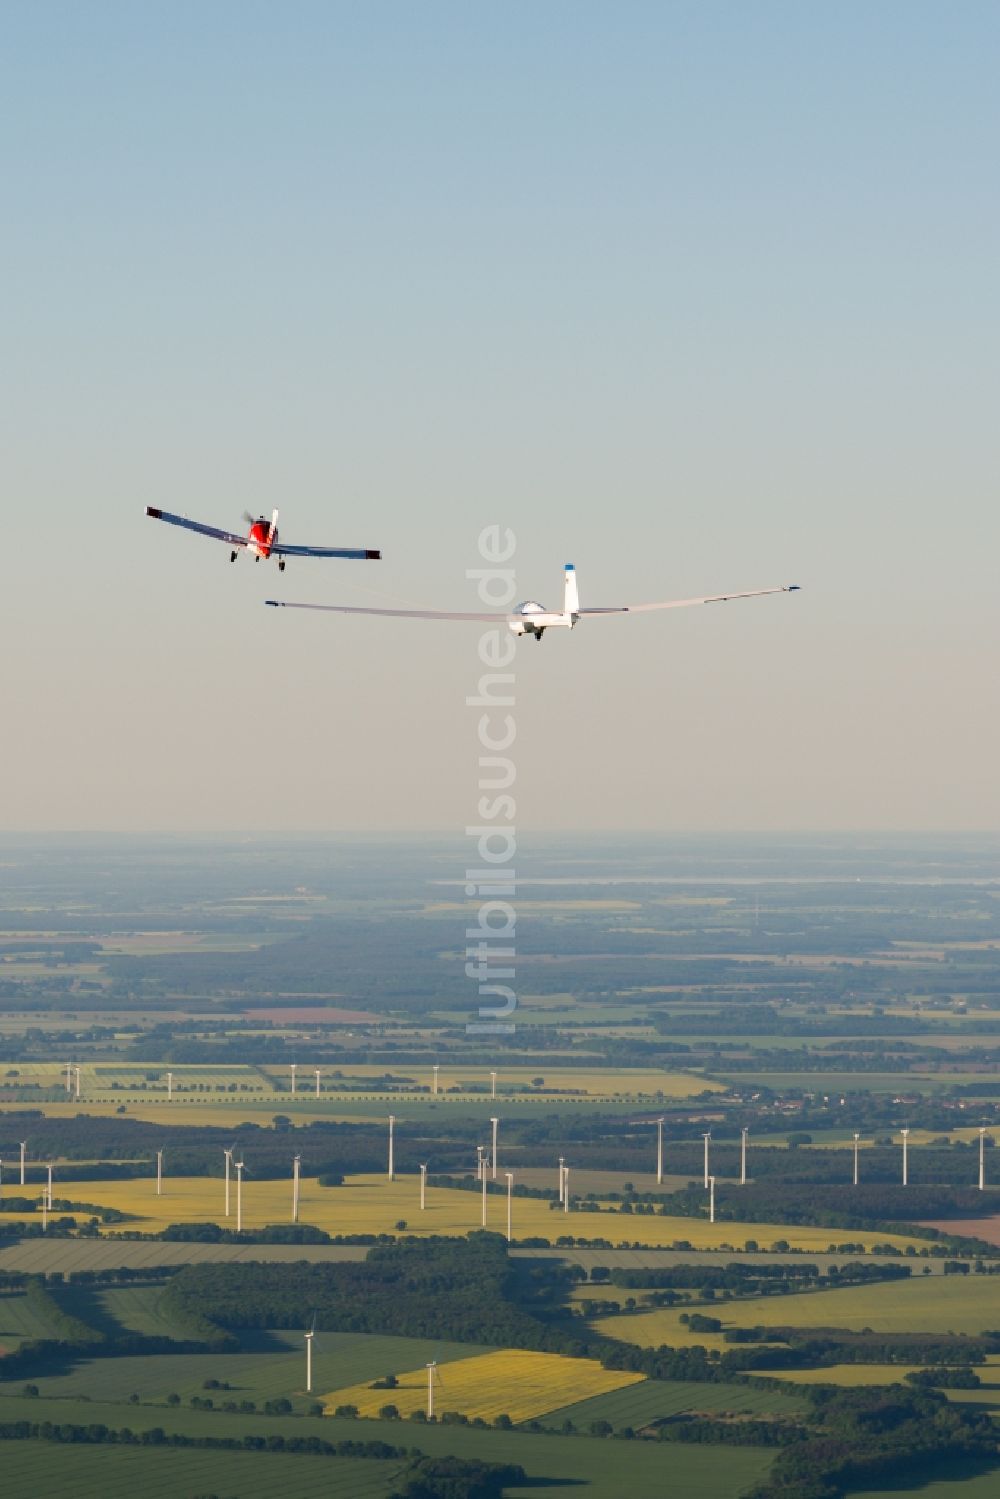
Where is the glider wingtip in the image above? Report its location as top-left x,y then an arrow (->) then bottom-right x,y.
787,584 -> 801,592
264,599 -> 283,608
366,549 -> 382,560
145,506 -> 161,519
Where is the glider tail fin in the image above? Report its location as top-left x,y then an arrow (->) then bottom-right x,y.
564,564 -> 580,618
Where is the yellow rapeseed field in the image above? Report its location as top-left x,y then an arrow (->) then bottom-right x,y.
0,1172 -> 927,1253
323,1348 -> 644,1422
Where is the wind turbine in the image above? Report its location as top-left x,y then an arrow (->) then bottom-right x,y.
490,1117 -> 499,1179
557,1156 -> 565,1204
490,1070 -> 497,1101
224,1145 -> 234,1217
19,1142 -> 26,1187
481,1153 -> 488,1226
64,1062 -> 72,1095
900,1128 -> 910,1187
290,1063 -> 297,1097
505,1171 -> 514,1243
563,1165 -> 570,1213
156,1149 -> 164,1198
46,1162 -> 54,1210
292,1154 -> 301,1223
314,1068 -> 322,1098
702,1131 -> 712,1189
979,1127 -> 987,1191
852,1132 -> 861,1187
708,1175 -> 716,1224
740,1127 -> 749,1186
432,1064 -> 440,1096
387,1115 -> 395,1181
304,1314 -> 316,1393
235,1157 -> 246,1233
73,1066 -> 81,1101
166,1070 -> 174,1101
426,1360 -> 443,1420
419,1163 -> 428,1211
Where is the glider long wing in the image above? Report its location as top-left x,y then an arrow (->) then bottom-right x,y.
270,543 -> 382,560
145,507 -> 246,548
581,584 -> 800,615
265,601 -> 520,620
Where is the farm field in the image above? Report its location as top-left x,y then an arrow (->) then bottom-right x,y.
0,1288 -> 67,1351
323,1348 -> 643,1422
851,1462 -> 1000,1498
0,1443 -> 403,1499
589,1275 -> 1000,1351
541,1374 -> 806,1429
0,1171 -> 928,1251
0,1239 -> 369,1272
0,1392 -> 776,1498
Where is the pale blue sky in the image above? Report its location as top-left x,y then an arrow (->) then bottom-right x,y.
2,2 -> 998,831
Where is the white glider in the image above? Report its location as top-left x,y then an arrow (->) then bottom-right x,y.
265,565 -> 799,642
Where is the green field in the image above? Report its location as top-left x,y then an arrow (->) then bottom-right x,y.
542,1375 -> 806,1429
0,1441 -> 402,1499
590,1275 -> 1000,1350
0,1289 -> 67,1351
0,1392 -> 776,1498
851,1461 -> 1000,1498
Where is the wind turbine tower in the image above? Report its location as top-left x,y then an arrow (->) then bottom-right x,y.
74,1066 -> 81,1101
432,1064 -> 439,1096
290,1063 -> 297,1097
292,1154 -> 301,1223
420,1163 -> 427,1211
490,1070 -> 497,1101
853,1132 -> 861,1187
740,1127 -> 749,1186
156,1149 -> 164,1198
490,1117 -> 499,1179
46,1162 -> 54,1210
314,1068 -> 321,1098
481,1154 -> 488,1226
505,1171 -> 514,1243
901,1128 -> 910,1187
19,1141 -> 26,1187
235,1158 -> 245,1233
656,1117 -> 664,1185
426,1361 -> 437,1419
224,1146 -> 233,1217
563,1165 -> 570,1213
304,1316 -> 316,1393
166,1071 -> 173,1100
980,1128 -> 987,1191
702,1132 -> 711,1189
708,1174 -> 716,1224
557,1156 -> 565,1204
64,1062 -> 72,1095
388,1115 -> 395,1181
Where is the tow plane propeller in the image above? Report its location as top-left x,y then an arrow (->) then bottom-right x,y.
266,565 -> 799,641
145,506 -> 381,572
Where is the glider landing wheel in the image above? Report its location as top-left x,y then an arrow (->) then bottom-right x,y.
230,550 -> 238,563
278,560 -> 286,572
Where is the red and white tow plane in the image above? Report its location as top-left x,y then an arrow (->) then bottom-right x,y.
145,507 -> 381,572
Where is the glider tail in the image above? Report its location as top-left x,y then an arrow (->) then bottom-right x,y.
564,564 -> 580,618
